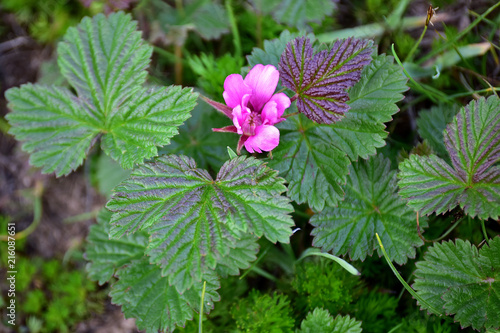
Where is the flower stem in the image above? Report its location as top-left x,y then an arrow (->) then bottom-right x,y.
225,0 -> 242,58
480,219 -> 489,245
198,280 -> 206,333
375,233 -> 443,315
283,111 -> 299,118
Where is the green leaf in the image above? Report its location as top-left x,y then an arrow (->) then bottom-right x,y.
215,234 -> 259,278
5,85 -> 100,175
416,104 -> 459,159
269,55 -> 407,210
252,0 -> 335,29
413,237 -> 500,330
159,0 -> 230,42
299,308 -> 362,333
398,96 -> 500,220
6,13 -> 197,176
161,103 -> 233,170
95,153 -> 132,198
110,257 -> 220,333
107,154 -> 293,292
311,154 -> 425,264
85,209 -> 148,285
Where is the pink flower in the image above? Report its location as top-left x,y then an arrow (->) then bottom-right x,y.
210,64 -> 291,154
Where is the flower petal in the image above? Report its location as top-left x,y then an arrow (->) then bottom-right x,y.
269,93 -> 291,120
262,93 -> 291,125
244,125 -> 280,153
223,74 -> 252,109
244,64 -> 279,112
232,105 -> 250,135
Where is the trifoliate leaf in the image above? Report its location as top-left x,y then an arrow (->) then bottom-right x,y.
299,308 -> 362,333
57,12 -> 151,115
251,0 -> 335,29
107,154 -> 293,292
215,234 -> 259,278
110,257 -> 220,333
416,104 -> 459,159
279,37 -> 372,124
398,96 -> 500,220
85,209 -> 148,285
311,154 -> 425,264
413,237 -> 500,330
6,12 -> 197,176
247,30 -> 315,69
270,55 -> 407,210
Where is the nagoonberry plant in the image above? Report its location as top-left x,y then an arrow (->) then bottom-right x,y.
5,7 -> 500,333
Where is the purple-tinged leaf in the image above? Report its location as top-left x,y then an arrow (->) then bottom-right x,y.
279,37 -> 372,124
107,154 -> 293,293
399,96 -> 500,220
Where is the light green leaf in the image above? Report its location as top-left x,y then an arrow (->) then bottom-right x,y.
6,85 -> 100,175
100,85 -> 197,169
416,104 -> 459,159
399,96 -> 500,220
95,153 -> 132,198
107,154 -> 293,292
269,55 -> 407,210
85,209 -> 148,285
110,257 -> 220,333
414,237 -> 500,330
311,154 -> 425,264
6,13 -> 197,176
299,308 -> 362,333
57,12 -> 151,116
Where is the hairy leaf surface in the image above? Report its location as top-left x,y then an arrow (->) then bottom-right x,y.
107,155 -> 293,292
399,96 -> 500,220
311,154 -> 424,264
110,257 -> 220,333
6,13 -> 197,176
85,209 -> 148,285
279,37 -> 372,123
299,308 -> 362,333
270,55 -> 407,210
414,237 -> 500,330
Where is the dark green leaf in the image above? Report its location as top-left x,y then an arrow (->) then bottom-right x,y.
416,104 -> 459,158
110,257 -> 220,333
311,154 -> 425,264
414,237 -> 500,330
85,209 -> 148,285
252,0 -> 336,29
162,103 -> 233,170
